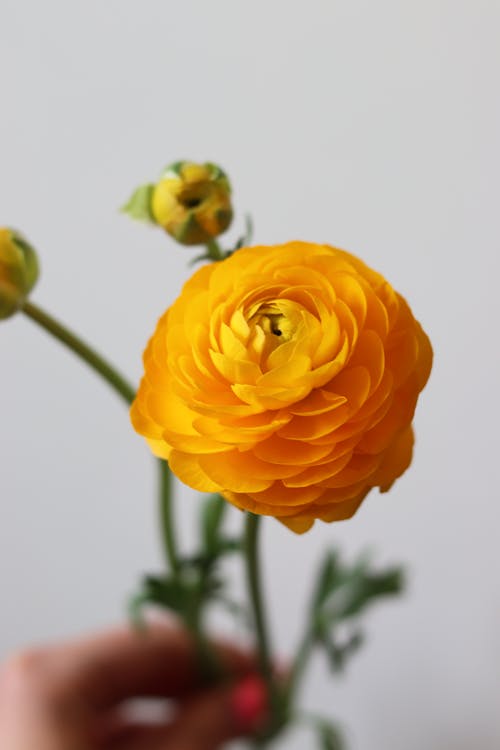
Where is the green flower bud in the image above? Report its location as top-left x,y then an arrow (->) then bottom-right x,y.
123,161 -> 233,246
0,228 -> 39,319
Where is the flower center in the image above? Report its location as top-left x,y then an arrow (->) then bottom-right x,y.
260,312 -> 292,340
178,184 -> 209,210
247,301 -> 299,361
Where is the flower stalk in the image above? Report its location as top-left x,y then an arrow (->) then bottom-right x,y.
158,458 -> 180,577
22,300 -> 136,405
205,238 -> 224,261
287,626 -> 315,706
243,513 -> 285,742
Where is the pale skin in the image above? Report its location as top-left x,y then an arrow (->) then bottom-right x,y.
0,623 -> 262,750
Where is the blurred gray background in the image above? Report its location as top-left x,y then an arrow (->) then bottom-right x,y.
1,1 -> 499,748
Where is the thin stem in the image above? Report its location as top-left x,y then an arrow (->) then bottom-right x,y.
205,239 -> 224,261
158,458 -> 180,576
244,512 -> 286,744
244,513 -> 273,681
184,585 -> 223,685
287,627 -> 315,705
22,300 -> 135,405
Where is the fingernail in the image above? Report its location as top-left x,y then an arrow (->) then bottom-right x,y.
229,674 -> 269,734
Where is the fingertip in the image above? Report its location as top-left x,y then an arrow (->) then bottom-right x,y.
228,674 -> 269,735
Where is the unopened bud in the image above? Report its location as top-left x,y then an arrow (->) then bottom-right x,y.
0,228 -> 39,319
123,161 -> 233,246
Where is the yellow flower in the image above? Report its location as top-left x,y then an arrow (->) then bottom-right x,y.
0,228 -> 39,320
151,161 -> 233,245
131,242 -> 432,533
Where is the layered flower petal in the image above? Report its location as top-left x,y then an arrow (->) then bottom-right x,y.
131,242 -> 432,532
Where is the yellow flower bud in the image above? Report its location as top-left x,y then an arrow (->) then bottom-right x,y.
151,161 -> 233,245
0,228 -> 39,319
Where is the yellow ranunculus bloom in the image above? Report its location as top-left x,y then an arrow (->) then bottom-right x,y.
0,228 -> 39,320
131,242 -> 432,533
151,161 -> 233,245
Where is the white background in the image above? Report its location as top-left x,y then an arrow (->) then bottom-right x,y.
1,2 -> 499,748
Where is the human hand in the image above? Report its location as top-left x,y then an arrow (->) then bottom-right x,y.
0,622 -> 267,750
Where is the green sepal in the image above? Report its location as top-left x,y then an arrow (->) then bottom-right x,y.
204,162 -> 231,191
121,183 -> 155,223
10,232 -> 39,291
176,212 -> 208,245
160,160 -> 186,179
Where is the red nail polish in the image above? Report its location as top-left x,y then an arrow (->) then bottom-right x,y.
230,674 -> 269,733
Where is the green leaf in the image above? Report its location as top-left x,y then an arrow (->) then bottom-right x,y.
312,551 -> 340,611
320,629 -> 364,673
121,184 -> 155,223
312,550 -> 404,629
351,566 -> 404,615
325,565 -> 404,621
317,722 -> 345,750
137,574 -> 195,615
310,549 -> 404,678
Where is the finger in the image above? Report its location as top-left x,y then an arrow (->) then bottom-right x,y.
107,676 -> 268,750
25,622 -> 255,709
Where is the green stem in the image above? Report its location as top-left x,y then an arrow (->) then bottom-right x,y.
244,513 -> 283,740
22,300 -> 136,405
22,300 -> 181,579
287,627 -> 315,705
244,514 -> 273,681
185,584 -> 223,685
158,458 -> 180,576
205,239 -> 224,261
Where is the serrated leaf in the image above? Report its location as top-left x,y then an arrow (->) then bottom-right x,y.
330,566 -> 404,620
141,574 -> 192,614
321,629 -> 364,673
121,184 -> 155,223
312,548 -> 404,631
